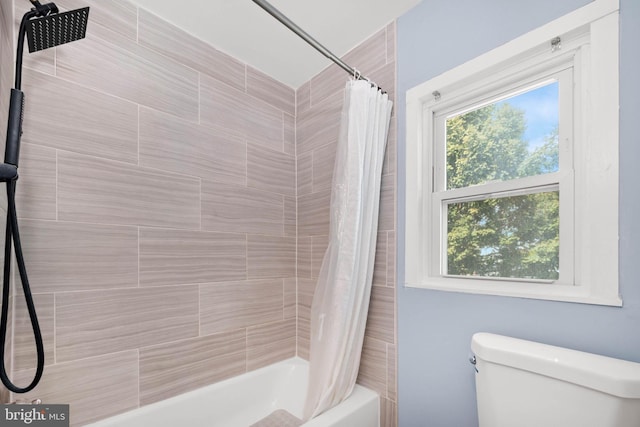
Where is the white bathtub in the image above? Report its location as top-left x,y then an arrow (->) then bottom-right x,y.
88,357 -> 379,427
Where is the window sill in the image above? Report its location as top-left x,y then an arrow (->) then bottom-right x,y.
404,277 -> 623,307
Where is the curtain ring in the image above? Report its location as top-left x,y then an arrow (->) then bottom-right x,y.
353,68 -> 361,81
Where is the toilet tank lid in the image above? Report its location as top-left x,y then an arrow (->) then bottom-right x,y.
471,333 -> 640,399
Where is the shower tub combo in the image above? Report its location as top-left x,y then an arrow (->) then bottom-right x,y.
88,358 -> 379,427
1,3 -> 383,427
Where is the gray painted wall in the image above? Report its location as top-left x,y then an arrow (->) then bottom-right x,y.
396,1 -> 640,426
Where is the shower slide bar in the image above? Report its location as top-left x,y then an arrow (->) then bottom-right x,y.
251,0 -> 385,92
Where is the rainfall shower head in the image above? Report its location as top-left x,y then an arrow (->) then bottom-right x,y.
25,5 -> 90,53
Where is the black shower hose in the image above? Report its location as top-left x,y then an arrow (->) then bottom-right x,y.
0,179 -> 45,393
0,9 -> 46,395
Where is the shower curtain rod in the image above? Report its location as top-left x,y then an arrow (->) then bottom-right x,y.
251,0 -> 384,92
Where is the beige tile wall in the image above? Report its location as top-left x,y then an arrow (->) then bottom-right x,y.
295,22 -> 398,427
3,0 -> 397,425
0,0 -> 12,148
0,0 -> 12,405
6,0 -> 296,423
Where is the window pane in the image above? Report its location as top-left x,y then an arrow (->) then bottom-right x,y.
446,82 -> 559,189
446,191 -> 559,280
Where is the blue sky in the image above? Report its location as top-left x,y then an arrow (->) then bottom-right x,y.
496,81 -> 559,151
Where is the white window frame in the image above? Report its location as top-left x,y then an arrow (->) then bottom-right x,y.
432,69 -> 573,285
404,0 -> 621,306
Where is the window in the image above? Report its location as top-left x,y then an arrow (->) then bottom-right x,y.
437,75 -> 569,283
404,0 -> 620,305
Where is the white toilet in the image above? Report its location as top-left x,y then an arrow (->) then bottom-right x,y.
471,333 -> 640,427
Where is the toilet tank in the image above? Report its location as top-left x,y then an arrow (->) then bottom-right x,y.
471,333 -> 640,427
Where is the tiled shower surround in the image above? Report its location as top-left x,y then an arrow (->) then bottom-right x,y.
0,0 -> 397,425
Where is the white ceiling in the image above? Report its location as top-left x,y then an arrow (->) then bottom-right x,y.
128,0 -> 421,88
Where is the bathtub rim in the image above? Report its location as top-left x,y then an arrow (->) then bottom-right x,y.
86,356 -> 380,427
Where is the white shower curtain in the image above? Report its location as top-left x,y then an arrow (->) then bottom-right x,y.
303,79 -> 393,420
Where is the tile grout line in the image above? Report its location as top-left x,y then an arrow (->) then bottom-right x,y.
8,348 -> 138,376
245,233 -> 249,281
385,24 -> 389,66
282,111 -> 285,153
55,150 -> 58,221
22,64 -> 198,129
386,342 -> 391,400
53,294 -> 56,366
137,104 -> 140,166
245,328 -> 248,373
294,90 -> 299,357
136,348 -> 141,408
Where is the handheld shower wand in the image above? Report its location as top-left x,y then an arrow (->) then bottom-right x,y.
0,0 -> 89,394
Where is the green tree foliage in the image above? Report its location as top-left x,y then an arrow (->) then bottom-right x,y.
446,103 -> 559,280
446,103 -> 528,189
